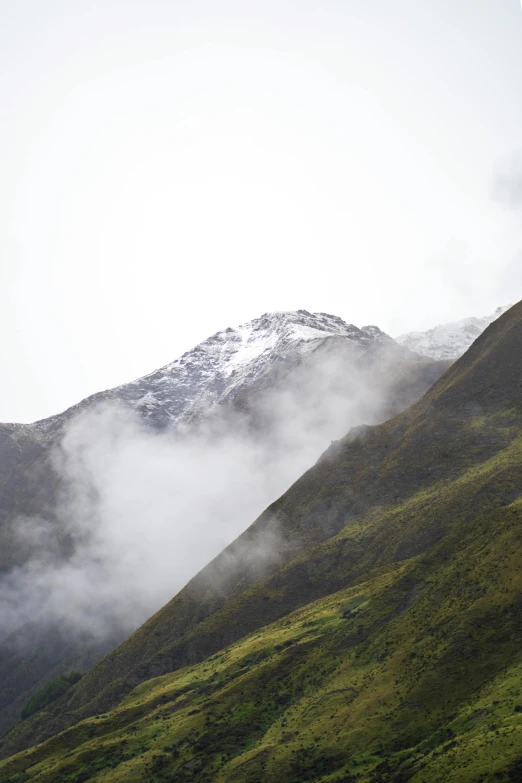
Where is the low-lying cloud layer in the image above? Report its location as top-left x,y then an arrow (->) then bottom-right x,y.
0,342 -> 434,646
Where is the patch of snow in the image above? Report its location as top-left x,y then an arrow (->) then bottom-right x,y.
26,310 -> 400,434
396,305 -> 511,361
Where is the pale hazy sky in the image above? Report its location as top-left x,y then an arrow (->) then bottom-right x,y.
2,0 -> 522,422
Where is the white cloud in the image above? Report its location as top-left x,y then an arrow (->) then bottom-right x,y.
0,341 -> 428,642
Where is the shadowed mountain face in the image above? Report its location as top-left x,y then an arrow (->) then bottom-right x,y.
0,313 -> 448,738
1,303 -> 521,782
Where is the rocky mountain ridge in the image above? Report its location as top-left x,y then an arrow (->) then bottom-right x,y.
31,310 -> 397,435
396,304 -> 510,360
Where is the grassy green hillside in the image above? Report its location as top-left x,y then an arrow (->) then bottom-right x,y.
2,493 -> 522,782
1,302 -> 522,780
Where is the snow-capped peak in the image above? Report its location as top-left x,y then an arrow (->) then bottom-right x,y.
35,310 -> 398,433
132,310 -> 396,423
395,305 -> 511,361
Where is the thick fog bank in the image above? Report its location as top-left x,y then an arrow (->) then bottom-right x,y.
0,344 -> 437,645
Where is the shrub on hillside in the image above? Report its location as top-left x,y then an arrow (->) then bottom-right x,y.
20,672 -> 82,721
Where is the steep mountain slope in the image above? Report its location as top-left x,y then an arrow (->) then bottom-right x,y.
4,516 -> 522,783
2,302 -> 522,781
0,312 -> 446,738
396,304 -> 510,360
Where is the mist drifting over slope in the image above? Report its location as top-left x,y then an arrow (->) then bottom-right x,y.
0,338 -> 440,647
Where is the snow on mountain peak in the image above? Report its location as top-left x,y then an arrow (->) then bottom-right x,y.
395,305 -> 511,361
161,310 -> 387,384
141,310 -> 394,421
37,310 -> 394,431
34,304 -> 513,437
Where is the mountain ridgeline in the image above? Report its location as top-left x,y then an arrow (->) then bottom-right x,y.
0,303 -> 521,782
395,304 -> 511,360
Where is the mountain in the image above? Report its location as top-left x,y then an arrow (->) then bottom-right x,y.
34,311 -> 397,431
396,304 -> 510,360
0,313 -> 393,548
0,311 -> 447,739
0,309 -> 433,572
1,302 -> 522,782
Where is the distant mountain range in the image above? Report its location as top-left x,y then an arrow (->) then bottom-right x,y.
6,306 -> 507,437
1,302 -> 521,781
396,305 -> 510,360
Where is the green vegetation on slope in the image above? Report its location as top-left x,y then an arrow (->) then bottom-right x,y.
2,495 -> 522,782
20,674 -> 82,721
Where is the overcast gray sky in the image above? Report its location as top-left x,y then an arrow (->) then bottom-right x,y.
2,0 -> 522,422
